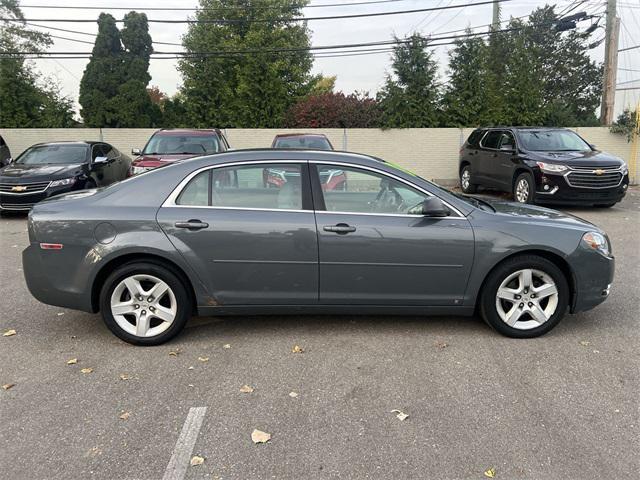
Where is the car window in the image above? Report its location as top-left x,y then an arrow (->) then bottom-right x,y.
0,136 -> 5,147
105,145 -> 119,159
498,132 -> 515,149
518,130 -> 591,152
143,133 -> 221,155
92,144 -> 108,160
466,130 -> 484,147
316,165 -> 428,215
481,131 -> 502,149
274,136 -> 332,150
177,163 -> 303,210
16,144 -> 88,165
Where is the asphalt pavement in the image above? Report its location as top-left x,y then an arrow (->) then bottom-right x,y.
1,189 -> 639,480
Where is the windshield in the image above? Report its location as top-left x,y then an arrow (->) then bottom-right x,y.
274,136 -> 332,150
143,134 -> 221,155
16,145 -> 88,165
518,130 -> 591,152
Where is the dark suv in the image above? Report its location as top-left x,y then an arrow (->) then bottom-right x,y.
459,127 -> 629,207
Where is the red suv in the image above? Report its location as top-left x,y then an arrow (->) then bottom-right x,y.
130,129 -> 230,175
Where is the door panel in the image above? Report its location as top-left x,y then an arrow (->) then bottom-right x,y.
312,164 -> 474,306
157,162 -> 319,305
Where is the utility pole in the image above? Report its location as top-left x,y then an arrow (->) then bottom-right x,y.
600,0 -> 619,125
491,0 -> 501,31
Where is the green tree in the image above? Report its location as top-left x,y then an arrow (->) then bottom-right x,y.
441,32 -> 490,127
0,0 -> 75,127
179,0 -> 314,128
309,75 -> 336,96
377,34 -> 441,128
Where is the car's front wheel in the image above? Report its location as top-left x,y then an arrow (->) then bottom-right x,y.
460,165 -> 477,193
480,255 -> 569,338
99,262 -> 191,345
514,172 -> 535,204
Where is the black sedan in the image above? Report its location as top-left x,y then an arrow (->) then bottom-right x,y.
23,149 -> 614,345
0,141 -> 131,212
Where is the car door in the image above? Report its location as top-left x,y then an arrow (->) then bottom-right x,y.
311,163 -> 475,306
90,144 -> 110,186
156,161 -> 319,305
477,130 -> 502,187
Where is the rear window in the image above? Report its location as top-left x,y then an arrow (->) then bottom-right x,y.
274,136 -> 332,150
143,133 -> 221,155
466,130 -> 484,147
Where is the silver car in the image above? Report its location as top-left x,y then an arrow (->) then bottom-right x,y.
23,150 -> 614,345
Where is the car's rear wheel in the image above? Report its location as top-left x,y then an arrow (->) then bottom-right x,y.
514,172 -> 534,204
99,262 -> 191,345
460,165 -> 477,193
480,255 -> 569,338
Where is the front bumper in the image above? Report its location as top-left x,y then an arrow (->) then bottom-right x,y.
568,246 -> 615,313
534,171 -> 629,206
0,184 -> 78,211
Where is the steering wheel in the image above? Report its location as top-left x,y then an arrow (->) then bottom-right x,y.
371,181 -> 405,213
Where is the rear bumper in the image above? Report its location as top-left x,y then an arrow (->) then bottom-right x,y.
534,172 -> 629,205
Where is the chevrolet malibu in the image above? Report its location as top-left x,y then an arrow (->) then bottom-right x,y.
23,150 -> 614,345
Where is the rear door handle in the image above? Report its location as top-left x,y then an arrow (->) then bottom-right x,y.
323,223 -> 356,234
175,219 -> 209,230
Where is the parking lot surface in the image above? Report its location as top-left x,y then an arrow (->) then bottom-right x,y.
1,190 -> 639,480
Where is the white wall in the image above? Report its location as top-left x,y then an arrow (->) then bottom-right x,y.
1,127 -> 638,185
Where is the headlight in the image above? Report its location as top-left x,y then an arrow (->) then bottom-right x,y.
49,177 -> 76,188
536,162 -> 568,174
581,232 -> 611,256
621,164 -> 629,176
131,166 -> 152,175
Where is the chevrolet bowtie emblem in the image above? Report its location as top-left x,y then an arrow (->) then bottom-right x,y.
11,186 -> 27,192
594,169 -> 605,175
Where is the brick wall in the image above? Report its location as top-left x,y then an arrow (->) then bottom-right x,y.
1,127 -> 638,185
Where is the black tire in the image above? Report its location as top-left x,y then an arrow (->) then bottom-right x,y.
460,165 -> 477,194
99,262 -> 191,346
479,255 -> 569,338
84,178 -> 97,190
595,203 -> 616,208
513,172 -> 534,204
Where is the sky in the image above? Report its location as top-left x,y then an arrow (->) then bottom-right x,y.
17,0 -> 640,116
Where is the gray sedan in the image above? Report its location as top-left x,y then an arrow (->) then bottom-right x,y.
22,150 -> 614,345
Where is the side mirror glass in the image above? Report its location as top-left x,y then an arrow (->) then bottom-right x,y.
409,197 -> 450,217
94,156 -> 108,164
131,148 -> 141,156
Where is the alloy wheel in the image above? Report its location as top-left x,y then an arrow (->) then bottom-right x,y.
461,169 -> 470,190
110,274 -> 177,338
515,179 -> 530,203
495,268 -> 559,330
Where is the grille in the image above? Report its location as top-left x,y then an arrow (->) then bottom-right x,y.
0,202 -> 35,210
0,181 -> 50,194
566,169 -> 622,189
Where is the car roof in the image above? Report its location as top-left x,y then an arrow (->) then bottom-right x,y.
152,129 -> 222,136
475,126 -> 569,131
29,141 -> 95,147
273,133 -> 330,138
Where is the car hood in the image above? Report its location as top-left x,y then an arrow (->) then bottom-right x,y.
132,154 -> 196,167
526,150 -> 624,167
483,199 -> 597,229
0,163 -> 86,182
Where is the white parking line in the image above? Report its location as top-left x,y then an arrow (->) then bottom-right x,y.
162,407 -> 207,480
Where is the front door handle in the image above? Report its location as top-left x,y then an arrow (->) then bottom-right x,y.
175,219 -> 209,230
323,223 -> 356,234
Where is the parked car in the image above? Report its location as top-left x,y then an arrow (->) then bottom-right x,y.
129,128 -> 230,175
0,141 -> 131,212
267,133 -> 346,189
23,149 -> 614,345
459,127 -> 629,207
271,133 -> 334,150
0,134 -> 11,167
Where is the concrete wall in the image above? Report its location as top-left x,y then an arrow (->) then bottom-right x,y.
1,127 -> 638,185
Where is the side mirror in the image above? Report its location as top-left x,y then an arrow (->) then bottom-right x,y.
500,144 -> 515,152
94,156 -> 109,164
131,148 -> 141,156
409,197 -> 450,217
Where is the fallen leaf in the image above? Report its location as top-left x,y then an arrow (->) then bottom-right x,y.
119,411 -> 131,420
198,356 -> 209,362
3,329 -> 16,337
2,383 -> 15,390
188,366 -> 195,370
391,409 -> 409,421
168,349 -> 181,356
579,340 -> 590,346
251,429 -> 271,444
484,467 -> 496,478
80,368 -> 93,374
67,358 -> 78,365
119,374 -> 130,381
292,345 -> 304,353
190,455 -> 205,466
289,391 -> 298,398
57,312 -> 65,316
222,344 -> 231,349
435,341 -> 448,349
239,384 -> 254,393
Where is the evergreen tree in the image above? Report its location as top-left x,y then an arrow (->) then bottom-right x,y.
179,0 -> 314,128
0,0 -> 75,127
377,34 -> 441,128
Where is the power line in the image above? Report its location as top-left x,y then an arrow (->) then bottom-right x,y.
1,0 -> 514,24
619,44 -> 640,52
19,0 -> 412,11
